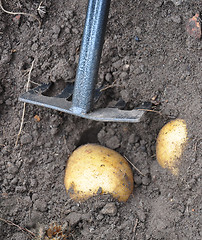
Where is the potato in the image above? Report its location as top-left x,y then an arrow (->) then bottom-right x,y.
156,119 -> 188,175
64,144 -> 134,202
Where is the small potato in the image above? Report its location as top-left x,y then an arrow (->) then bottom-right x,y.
64,144 -> 134,202
156,119 -> 188,175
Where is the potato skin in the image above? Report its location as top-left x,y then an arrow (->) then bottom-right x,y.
156,119 -> 187,175
64,144 -> 134,202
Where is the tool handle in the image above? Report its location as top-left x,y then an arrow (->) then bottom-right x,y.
71,0 -> 111,114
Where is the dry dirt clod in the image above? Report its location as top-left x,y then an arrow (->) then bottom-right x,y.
100,202 -> 117,216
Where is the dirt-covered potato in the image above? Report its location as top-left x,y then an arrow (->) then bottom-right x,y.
156,119 -> 188,175
64,144 -> 134,202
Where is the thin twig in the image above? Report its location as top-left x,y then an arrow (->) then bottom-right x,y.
100,79 -> 120,92
0,217 -> 36,238
124,156 -> 145,176
15,60 -> 35,146
131,218 -> 138,240
0,0 -> 41,28
100,84 -> 121,92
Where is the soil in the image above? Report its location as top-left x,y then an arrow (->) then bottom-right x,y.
0,0 -> 201,239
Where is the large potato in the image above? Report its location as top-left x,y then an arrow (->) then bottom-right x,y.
156,119 -> 188,175
64,144 -> 134,202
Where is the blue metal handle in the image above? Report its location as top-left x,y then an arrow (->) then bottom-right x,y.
71,0 -> 111,114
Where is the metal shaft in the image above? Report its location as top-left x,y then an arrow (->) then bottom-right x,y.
71,0 -> 111,114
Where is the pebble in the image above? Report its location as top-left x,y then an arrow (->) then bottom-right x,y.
142,175 -> 151,186
105,72 -> 112,82
66,212 -> 82,226
10,177 -> 18,185
123,64 -> 130,72
134,175 -> 142,186
100,202 -> 117,216
128,134 -> 135,144
31,43 -> 38,51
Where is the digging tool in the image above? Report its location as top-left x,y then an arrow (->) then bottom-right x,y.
19,0 -> 148,122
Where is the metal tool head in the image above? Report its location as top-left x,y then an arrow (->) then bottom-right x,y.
19,0 -> 148,123
19,82 -> 146,122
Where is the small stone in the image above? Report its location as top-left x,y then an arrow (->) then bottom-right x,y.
105,72 -> 112,82
123,64 -> 130,72
10,177 -> 18,185
66,212 -> 82,226
100,202 -> 117,216
20,133 -> 33,145
128,134 -> 135,144
142,175 -> 151,186
31,43 -> 38,51
134,175 -> 142,186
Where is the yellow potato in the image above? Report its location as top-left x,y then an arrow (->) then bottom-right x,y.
156,119 -> 188,175
64,144 -> 134,202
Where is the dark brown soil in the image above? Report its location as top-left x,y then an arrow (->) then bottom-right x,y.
0,0 -> 201,239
